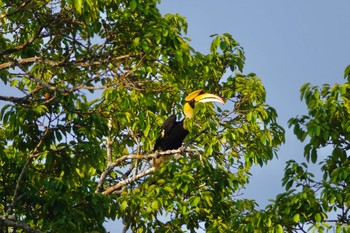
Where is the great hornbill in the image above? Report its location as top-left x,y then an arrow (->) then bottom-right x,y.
153,90 -> 225,168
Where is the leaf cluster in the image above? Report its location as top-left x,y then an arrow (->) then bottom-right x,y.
256,71 -> 350,233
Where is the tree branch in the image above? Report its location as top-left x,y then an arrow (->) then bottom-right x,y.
0,95 -> 30,104
0,54 -> 134,71
128,128 -> 141,177
0,26 -> 43,56
95,148 -> 198,193
0,217 -> 43,233
6,128 -> 49,215
106,118 -> 113,164
102,167 -> 156,195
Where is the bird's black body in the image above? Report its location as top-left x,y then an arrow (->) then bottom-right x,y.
154,115 -> 189,151
152,90 -> 224,168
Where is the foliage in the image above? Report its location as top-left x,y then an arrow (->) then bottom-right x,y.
0,0 -> 285,232
242,68 -> 350,233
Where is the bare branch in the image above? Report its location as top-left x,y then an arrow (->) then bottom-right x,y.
102,167 -> 156,195
106,118 -> 114,164
128,128 -> 141,177
95,148 -> 198,193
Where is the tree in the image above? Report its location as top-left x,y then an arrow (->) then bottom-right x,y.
0,0 -> 285,232
240,67 -> 350,233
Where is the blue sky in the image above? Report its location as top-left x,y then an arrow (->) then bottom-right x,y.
106,1 -> 350,231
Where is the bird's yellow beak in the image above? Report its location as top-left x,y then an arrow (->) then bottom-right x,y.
183,90 -> 225,119
185,90 -> 225,104
194,92 -> 225,104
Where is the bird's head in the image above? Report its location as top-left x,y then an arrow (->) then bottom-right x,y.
183,90 -> 225,119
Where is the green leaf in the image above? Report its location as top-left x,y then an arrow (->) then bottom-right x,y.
260,134 -> 267,144
142,41 -> 149,51
190,196 -> 200,207
130,0 -> 137,11
285,180 -> 294,191
204,196 -> 213,207
311,147 -> 317,164
205,143 -> 213,156
300,83 -> 311,100
314,125 -> 321,136
121,200 -> 128,211
247,112 -> 252,121
155,34 -> 161,44
174,51 -> 182,61
210,35 -> 221,54
151,200 -> 159,210
143,124 -> 151,137
182,184 -> 189,193
133,37 -> 140,45
265,217 -> 272,227
344,64 -> 350,79
276,224 -> 283,233
10,79 -> 18,87
34,105 -> 49,115
73,0 -> 83,13
293,213 -> 300,223
314,213 -> 322,222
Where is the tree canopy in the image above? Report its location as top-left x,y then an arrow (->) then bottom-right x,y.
240,69 -> 350,233
1,0 -> 348,233
0,0 -> 284,232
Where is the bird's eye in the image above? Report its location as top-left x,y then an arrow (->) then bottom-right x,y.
189,99 -> 196,108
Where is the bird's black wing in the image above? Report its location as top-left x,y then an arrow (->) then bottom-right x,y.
154,114 -> 176,151
154,115 -> 189,151
161,114 -> 176,137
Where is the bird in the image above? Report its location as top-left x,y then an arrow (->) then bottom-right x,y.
153,90 -> 225,169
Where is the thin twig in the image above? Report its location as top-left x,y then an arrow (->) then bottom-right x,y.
128,128 -> 141,177
0,26 -> 43,56
6,128 -> 49,215
106,117 -> 113,163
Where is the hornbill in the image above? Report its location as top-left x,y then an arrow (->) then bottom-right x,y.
153,90 -> 225,168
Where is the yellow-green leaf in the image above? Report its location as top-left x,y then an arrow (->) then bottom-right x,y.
191,196 -> 200,207
276,224 -> 283,233
314,213 -> 322,222
73,0 -> 83,13
151,200 -> 159,210
121,200 -> 127,211
293,213 -> 300,223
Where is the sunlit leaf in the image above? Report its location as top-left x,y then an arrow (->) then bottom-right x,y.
73,0 -> 83,13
